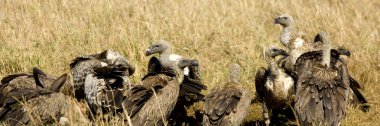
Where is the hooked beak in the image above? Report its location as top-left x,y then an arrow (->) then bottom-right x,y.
145,49 -> 154,56
337,48 -> 351,57
273,17 -> 280,24
271,49 -> 289,57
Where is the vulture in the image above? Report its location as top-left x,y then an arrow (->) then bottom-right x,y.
0,67 -> 83,125
274,15 -> 370,112
203,64 -> 251,126
277,31 -> 370,113
274,14 -> 319,65
145,40 -> 207,125
123,56 -> 198,126
255,47 -> 295,125
314,34 -> 369,112
294,32 -> 349,126
70,50 -> 135,114
168,64 -> 207,126
0,67 -> 58,91
145,40 -> 193,77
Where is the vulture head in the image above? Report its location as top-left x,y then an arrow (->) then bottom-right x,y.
146,40 -> 171,56
274,14 -> 294,27
264,47 -> 289,64
337,47 -> 351,57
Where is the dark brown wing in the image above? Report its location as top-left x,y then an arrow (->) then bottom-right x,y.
142,56 -> 162,80
169,65 -> 206,126
123,74 -> 171,118
123,85 -> 153,118
295,51 -> 349,126
1,73 -> 32,84
349,80 -> 369,112
0,88 -> 52,120
204,86 -> 242,125
178,76 -> 207,106
349,76 -> 361,89
254,67 -> 268,102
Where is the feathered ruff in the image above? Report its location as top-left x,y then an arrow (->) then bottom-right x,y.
294,51 -> 349,126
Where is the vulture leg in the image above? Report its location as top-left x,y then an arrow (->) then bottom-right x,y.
262,101 -> 271,126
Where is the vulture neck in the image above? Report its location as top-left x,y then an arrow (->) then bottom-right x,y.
269,60 -> 280,76
321,38 -> 331,68
159,47 -> 172,58
264,54 -> 280,76
229,65 -> 240,84
280,25 -> 294,48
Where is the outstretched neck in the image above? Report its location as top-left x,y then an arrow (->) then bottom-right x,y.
229,64 -> 241,84
160,47 -> 172,57
321,42 -> 331,68
280,25 -> 293,48
269,62 -> 280,76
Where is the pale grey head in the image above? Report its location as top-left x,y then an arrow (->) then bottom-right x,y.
265,47 -> 289,58
274,14 -> 294,27
146,40 -> 171,56
264,47 -> 289,64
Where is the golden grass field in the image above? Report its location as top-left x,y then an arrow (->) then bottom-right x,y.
0,0 -> 379,125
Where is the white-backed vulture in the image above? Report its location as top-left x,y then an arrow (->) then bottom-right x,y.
123,56 -> 198,126
314,34 -> 369,112
294,32 -> 349,126
274,14 -> 319,65
255,47 -> 295,125
203,64 -> 251,126
70,50 -> 134,115
145,40 -> 193,77
275,28 -> 370,113
0,67 -> 85,125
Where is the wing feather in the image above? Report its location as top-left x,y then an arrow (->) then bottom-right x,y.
204,87 -> 242,125
295,50 -> 349,125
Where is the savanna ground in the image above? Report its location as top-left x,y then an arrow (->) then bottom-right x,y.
0,0 -> 379,125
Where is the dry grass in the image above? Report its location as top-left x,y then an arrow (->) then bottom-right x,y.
0,0 -> 379,125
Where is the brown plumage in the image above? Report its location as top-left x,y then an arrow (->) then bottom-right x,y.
169,64 -> 207,126
278,32 -> 370,113
0,67 -> 57,91
294,32 -> 349,126
70,50 -> 134,115
255,47 -> 295,125
70,49 -> 135,100
203,64 -> 251,126
123,56 -> 198,126
0,67 -> 81,125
